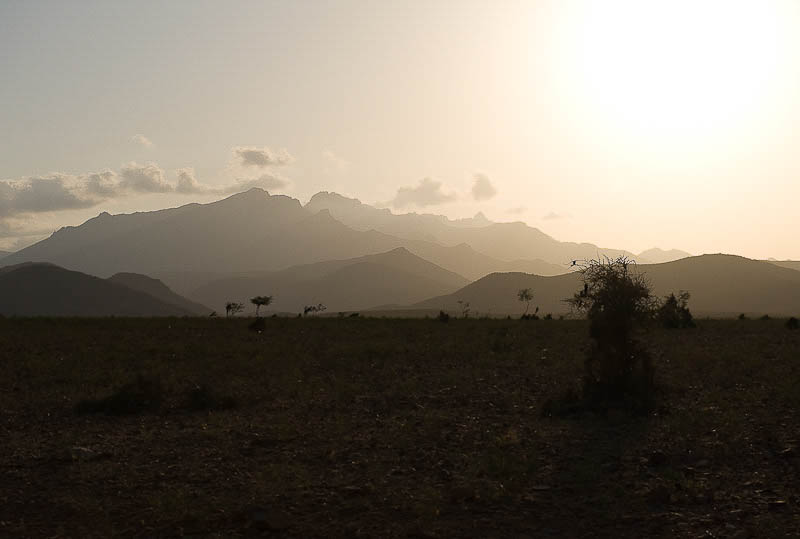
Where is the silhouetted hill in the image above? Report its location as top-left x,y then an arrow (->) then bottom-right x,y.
411,255 -> 800,317
637,248 -> 691,263
3,189 -> 577,282
191,247 -> 469,314
2,189 -> 310,276
108,273 -> 212,315
0,264 -> 199,316
305,191 -> 643,264
768,260 -> 800,273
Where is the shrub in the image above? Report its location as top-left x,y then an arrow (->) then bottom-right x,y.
566,256 -> 659,407
760,314 -> 771,321
438,310 -> 450,323
657,291 -> 695,328
787,317 -> 799,330
75,375 -> 163,416
738,313 -> 747,320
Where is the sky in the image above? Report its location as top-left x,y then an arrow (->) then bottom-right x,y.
2,0 -> 800,258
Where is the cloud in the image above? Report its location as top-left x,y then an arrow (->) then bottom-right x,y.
390,178 -> 457,209
119,162 -> 172,193
131,134 -> 154,148
506,206 -> 527,215
322,149 -> 349,171
233,146 -> 294,168
471,173 -> 497,201
542,211 -> 568,220
0,175 -> 100,217
227,173 -> 289,194
175,168 -> 208,194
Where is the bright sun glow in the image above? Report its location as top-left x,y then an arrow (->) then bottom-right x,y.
557,0 -> 792,150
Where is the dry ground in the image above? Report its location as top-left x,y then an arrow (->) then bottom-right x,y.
1,317 -> 799,538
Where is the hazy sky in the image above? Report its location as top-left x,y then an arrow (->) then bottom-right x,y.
2,1 -> 800,258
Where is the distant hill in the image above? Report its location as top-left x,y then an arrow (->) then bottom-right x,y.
411,255 -> 800,317
108,273 -> 212,315
305,191 -> 643,264
637,248 -> 691,263
0,251 -> 10,260
0,263 -> 200,316
191,247 -> 470,314
767,260 -> 800,273
3,189 -> 576,282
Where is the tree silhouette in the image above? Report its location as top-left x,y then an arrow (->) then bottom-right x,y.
517,288 -> 533,316
303,303 -> 327,317
225,302 -> 244,318
566,256 -> 659,404
250,295 -> 273,317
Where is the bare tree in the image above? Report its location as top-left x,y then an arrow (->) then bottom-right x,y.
250,295 -> 273,317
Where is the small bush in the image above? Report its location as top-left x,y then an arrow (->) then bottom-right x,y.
75,375 -> 163,416
738,313 -> 747,320
565,256 -> 659,409
787,317 -> 799,330
438,310 -> 450,323
657,291 -> 695,328
543,313 -> 553,320
760,314 -> 771,321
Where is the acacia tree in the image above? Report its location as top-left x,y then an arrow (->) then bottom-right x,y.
250,295 -> 273,317
225,302 -> 244,318
566,256 -> 659,402
303,303 -> 327,317
517,288 -> 534,316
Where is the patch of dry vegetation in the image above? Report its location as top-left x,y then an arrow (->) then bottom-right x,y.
1,317 -> 799,537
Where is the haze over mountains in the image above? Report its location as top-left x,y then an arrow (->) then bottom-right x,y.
3,188 -> 799,317
1,188 -> 685,279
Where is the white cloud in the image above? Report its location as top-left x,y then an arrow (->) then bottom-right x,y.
390,178 -> 457,208
543,211 -> 568,220
233,146 -> 294,168
119,162 -> 172,193
471,173 -> 497,201
131,134 -> 154,148
175,168 -> 208,194
506,206 -> 527,215
322,149 -> 349,171
226,173 -> 289,194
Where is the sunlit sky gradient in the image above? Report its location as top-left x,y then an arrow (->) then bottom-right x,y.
2,1 -> 800,258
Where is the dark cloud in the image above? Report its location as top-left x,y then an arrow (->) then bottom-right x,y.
391,178 -> 457,208
233,146 -> 294,168
0,175 -> 100,217
471,173 -> 497,201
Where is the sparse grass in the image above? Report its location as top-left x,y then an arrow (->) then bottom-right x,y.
1,317 -> 799,537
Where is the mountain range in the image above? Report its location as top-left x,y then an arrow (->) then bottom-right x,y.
1,189 -> 687,284
3,189 -> 797,318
